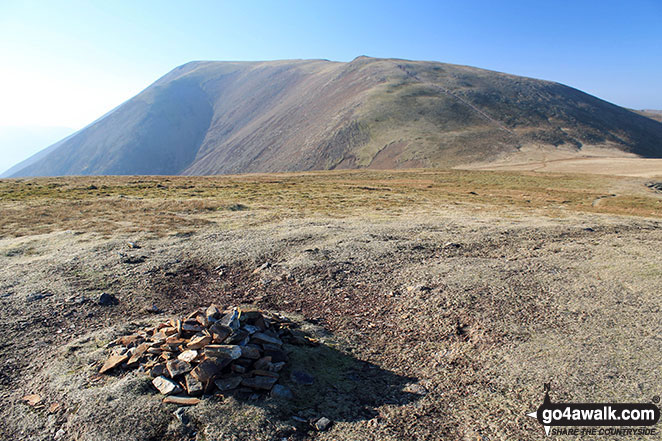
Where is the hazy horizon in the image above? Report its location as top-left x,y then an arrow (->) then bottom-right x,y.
0,125 -> 75,175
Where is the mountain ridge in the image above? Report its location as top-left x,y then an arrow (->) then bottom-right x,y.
8,57 -> 662,177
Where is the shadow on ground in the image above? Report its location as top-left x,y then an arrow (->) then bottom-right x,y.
178,340 -> 422,441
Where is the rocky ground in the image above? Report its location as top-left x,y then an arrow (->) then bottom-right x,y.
0,171 -> 660,440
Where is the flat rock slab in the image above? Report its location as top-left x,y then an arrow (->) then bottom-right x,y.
219,311 -> 239,330
241,375 -> 278,390
99,354 -> 128,374
315,417 -> 332,431
152,376 -> 183,395
240,345 -> 261,360
166,359 -> 192,378
181,321 -> 203,333
186,374 -> 204,396
250,369 -> 279,379
204,344 -> 241,360
163,395 -> 201,406
251,332 -> 283,346
214,376 -> 243,391
253,356 -> 272,370
178,349 -> 198,363
190,359 -> 221,383
187,335 -> 212,349
227,329 -> 249,345
243,324 -> 259,334
149,364 -> 166,378
209,322 -> 232,342
117,335 -> 141,346
206,304 -> 222,321
22,394 -> 42,406
127,343 -> 149,365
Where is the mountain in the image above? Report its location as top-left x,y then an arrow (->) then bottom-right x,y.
8,57 -> 662,177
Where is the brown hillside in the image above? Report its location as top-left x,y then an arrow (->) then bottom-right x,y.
9,57 -> 662,177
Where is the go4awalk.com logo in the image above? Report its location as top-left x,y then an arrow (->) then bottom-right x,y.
527,383 -> 660,437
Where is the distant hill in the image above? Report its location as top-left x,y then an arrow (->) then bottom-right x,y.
635,109 -> 662,123
8,57 -> 662,177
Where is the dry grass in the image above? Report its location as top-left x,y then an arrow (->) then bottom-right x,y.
1,169 -> 661,440
1,169 -> 660,238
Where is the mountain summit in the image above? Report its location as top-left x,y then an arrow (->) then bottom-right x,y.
7,57 -> 662,177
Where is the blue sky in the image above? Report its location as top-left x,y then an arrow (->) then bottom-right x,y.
1,0 -> 661,173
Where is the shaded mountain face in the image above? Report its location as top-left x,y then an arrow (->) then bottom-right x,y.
10,57 -> 662,177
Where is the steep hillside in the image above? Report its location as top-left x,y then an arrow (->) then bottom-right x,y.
10,57 -> 662,177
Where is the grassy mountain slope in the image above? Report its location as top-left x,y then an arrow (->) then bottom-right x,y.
10,57 -> 662,177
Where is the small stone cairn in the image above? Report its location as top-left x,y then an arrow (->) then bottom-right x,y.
99,305 -> 313,405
